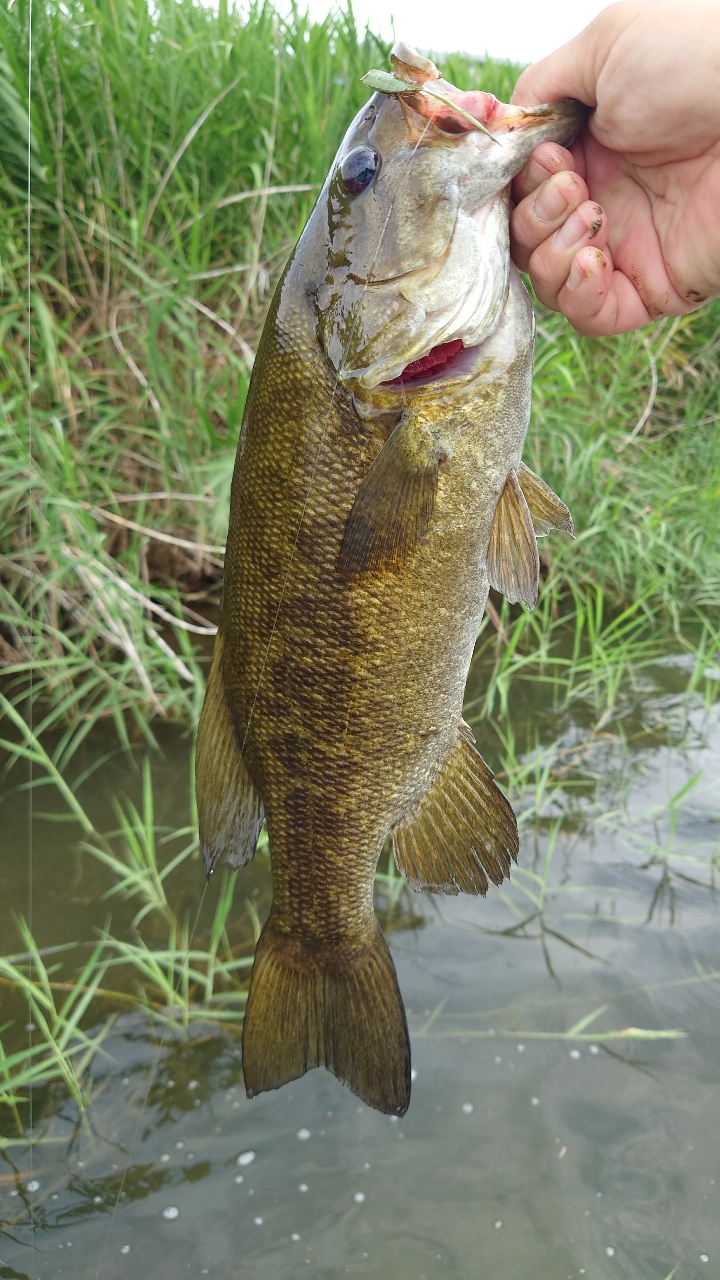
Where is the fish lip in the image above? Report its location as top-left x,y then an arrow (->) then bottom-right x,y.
484,99 -> 589,136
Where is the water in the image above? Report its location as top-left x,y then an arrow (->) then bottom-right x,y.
1,650 -> 719,1280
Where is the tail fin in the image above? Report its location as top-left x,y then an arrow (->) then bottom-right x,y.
242,918 -> 411,1116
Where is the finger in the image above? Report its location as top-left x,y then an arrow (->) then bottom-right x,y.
511,20 -> 604,109
527,199 -> 609,309
512,142 -> 577,201
511,170 -> 588,272
559,247 -> 653,336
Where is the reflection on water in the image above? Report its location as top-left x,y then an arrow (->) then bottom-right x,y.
1,650 -> 719,1280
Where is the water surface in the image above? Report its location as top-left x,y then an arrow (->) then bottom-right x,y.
1,650 -> 719,1280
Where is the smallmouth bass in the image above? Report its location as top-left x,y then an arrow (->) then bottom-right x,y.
196,44 -> 586,1116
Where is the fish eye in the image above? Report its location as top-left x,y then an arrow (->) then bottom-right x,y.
340,147 -> 380,195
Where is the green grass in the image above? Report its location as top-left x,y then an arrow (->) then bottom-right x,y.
4,0 -> 718,747
1,0 -> 719,1146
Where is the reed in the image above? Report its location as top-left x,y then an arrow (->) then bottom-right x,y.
3,0 -> 717,746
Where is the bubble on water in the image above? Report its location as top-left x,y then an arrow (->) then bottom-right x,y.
51,1194 -> 58,1200
234,1175 -> 244,1185
194,1099 -> 201,1107
494,1056 -> 502,1064
462,1103 -> 473,1114
410,1069 -> 418,1081
296,1128 -> 311,1141
237,1151 -> 255,1166
122,1077 -> 129,1085
186,1153 -> 195,1161
25,1022 -> 36,1032
93,1196 -> 102,1205
389,1116 -> 398,1123
160,1154 -> 170,1163
187,1080 -> 198,1091
232,1101 -> 240,1108
531,1097 -> 540,1106
494,1221 -> 502,1230
700,1256 -> 709,1263
120,1245 -> 130,1254
292,1233 -> 301,1242
570,1049 -> 581,1060
253,1217 -> 263,1226
589,1044 -> 600,1055
299,1184 -> 308,1193
167,1079 -> 175,1087
26,1180 -> 40,1192
354,1192 -> 365,1204
606,1247 -> 615,1257
517,1044 -> 525,1053
162,1206 -> 180,1220
175,1142 -> 184,1150
363,1163 -> 370,1171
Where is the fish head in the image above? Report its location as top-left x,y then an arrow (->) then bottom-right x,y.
312,43 -> 587,401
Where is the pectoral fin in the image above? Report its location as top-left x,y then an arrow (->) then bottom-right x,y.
392,729 -> 518,895
486,468 -> 539,609
338,418 -> 439,578
517,461 -> 574,537
195,636 -> 264,876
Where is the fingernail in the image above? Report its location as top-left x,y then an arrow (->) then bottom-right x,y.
566,256 -> 586,291
555,211 -> 587,251
533,181 -> 568,223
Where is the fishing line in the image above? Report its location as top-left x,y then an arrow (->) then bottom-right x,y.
25,0 -> 34,1273
95,97 -> 432,1277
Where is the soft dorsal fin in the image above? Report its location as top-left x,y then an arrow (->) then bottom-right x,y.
486,469 -> 539,609
392,730 -> 518,895
517,461 -> 574,537
195,635 -> 265,877
337,417 -> 439,578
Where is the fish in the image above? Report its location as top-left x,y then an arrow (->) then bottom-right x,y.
195,42 -> 586,1117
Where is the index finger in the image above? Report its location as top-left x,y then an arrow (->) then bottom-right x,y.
512,142 -> 578,201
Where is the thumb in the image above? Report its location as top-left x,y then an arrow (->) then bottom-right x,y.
511,30 -> 599,108
510,0 -> 646,108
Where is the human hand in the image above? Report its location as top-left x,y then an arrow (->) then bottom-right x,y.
509,0 -> 720,335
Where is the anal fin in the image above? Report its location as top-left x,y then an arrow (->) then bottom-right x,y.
392,732 -> 518,895
517,461 -> 574,537
486,468 -> 539,609
338,416 -> 439,578
195,635 -> 264,876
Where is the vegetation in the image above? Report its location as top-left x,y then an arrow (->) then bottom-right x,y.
2,0 -> 718,748
1,0 -> 719,1156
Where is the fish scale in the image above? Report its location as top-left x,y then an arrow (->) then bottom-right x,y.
196,42 -> 585,1116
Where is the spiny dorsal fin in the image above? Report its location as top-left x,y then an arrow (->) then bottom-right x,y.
195,635 -> 264,877
392,731 -> 518,896
338,418 -> 439,578
517,461 -> 574,537
486,468 -> 540,609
